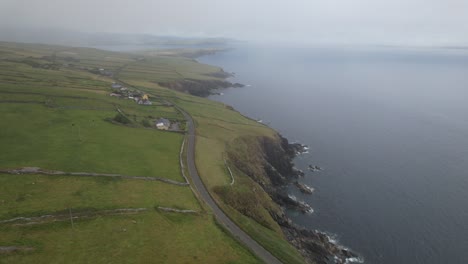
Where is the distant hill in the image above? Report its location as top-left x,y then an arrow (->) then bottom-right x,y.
0,26 -> 231,48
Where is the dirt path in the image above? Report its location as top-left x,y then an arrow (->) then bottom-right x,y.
0,246 -> 35,254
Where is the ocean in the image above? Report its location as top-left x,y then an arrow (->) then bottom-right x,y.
199,44 -> 468,264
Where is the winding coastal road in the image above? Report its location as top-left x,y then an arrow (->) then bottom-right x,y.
177,106 -> 283,264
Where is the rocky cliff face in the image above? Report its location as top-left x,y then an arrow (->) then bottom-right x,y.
158,76 -> 244,97
226,134 -> 358,264
158,79 -> 233,97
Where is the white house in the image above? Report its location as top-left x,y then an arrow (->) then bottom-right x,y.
111,83 -> 122,89
138,99 -> 153,105
156,118 -> 171,130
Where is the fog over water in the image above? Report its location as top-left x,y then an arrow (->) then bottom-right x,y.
201,44 -> 468,263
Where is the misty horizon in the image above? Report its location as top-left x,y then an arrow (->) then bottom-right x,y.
1,0 -> 468,47
2,26 -> 468,51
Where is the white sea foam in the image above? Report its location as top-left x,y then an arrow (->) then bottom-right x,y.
288,194 -> 314,213
323,232 -> 364,263
293,167 -> 304,174
304,185 -> 314,193
345,257 -> 364,263
327,235 -> 338,244
298,201 -> 313,213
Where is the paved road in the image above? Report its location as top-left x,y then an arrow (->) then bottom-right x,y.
177,107 -> 283,264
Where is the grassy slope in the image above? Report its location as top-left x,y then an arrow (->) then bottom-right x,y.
0,103 -> 183,179
1,212 -> 260,264
170,95 -> 307,264
0,42 -> 260,264
0,174 -> 257,264
0,174 -> 200,219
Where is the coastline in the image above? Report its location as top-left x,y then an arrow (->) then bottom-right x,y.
273,140 -> 363,264
225,133 -> 362,263
190,58 -> 362,263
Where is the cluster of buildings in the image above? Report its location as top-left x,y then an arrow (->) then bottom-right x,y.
109,83 -> 152,105
109,83 -> 176,131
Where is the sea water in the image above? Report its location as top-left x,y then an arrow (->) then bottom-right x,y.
201,44 -> 468,264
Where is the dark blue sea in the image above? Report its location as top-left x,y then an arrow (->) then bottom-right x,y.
199,44 -> 468,264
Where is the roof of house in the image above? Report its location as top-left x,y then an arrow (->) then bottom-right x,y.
156,118 -> 170,126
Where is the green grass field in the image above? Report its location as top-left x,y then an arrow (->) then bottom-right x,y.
0,174 -> 258,264
0,212 -> 260,264
0,42 -> 263,263
0,174 -> 200,219
0,103 -> 183,180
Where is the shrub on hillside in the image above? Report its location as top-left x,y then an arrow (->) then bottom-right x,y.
113,113 -> 131,124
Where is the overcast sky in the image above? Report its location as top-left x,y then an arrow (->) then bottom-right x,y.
1,0 -> 467,45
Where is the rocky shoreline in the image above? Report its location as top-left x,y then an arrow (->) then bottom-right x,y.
295,181 -> 314,194
263,136 -> 361,264
228,134 -> 360,264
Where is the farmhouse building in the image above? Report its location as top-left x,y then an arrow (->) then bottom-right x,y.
156,118 -> 171,130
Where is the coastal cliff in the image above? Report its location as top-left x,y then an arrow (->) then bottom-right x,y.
158,70 -> 244,96
223,134 -> 358,264
158,79 -> 230,96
